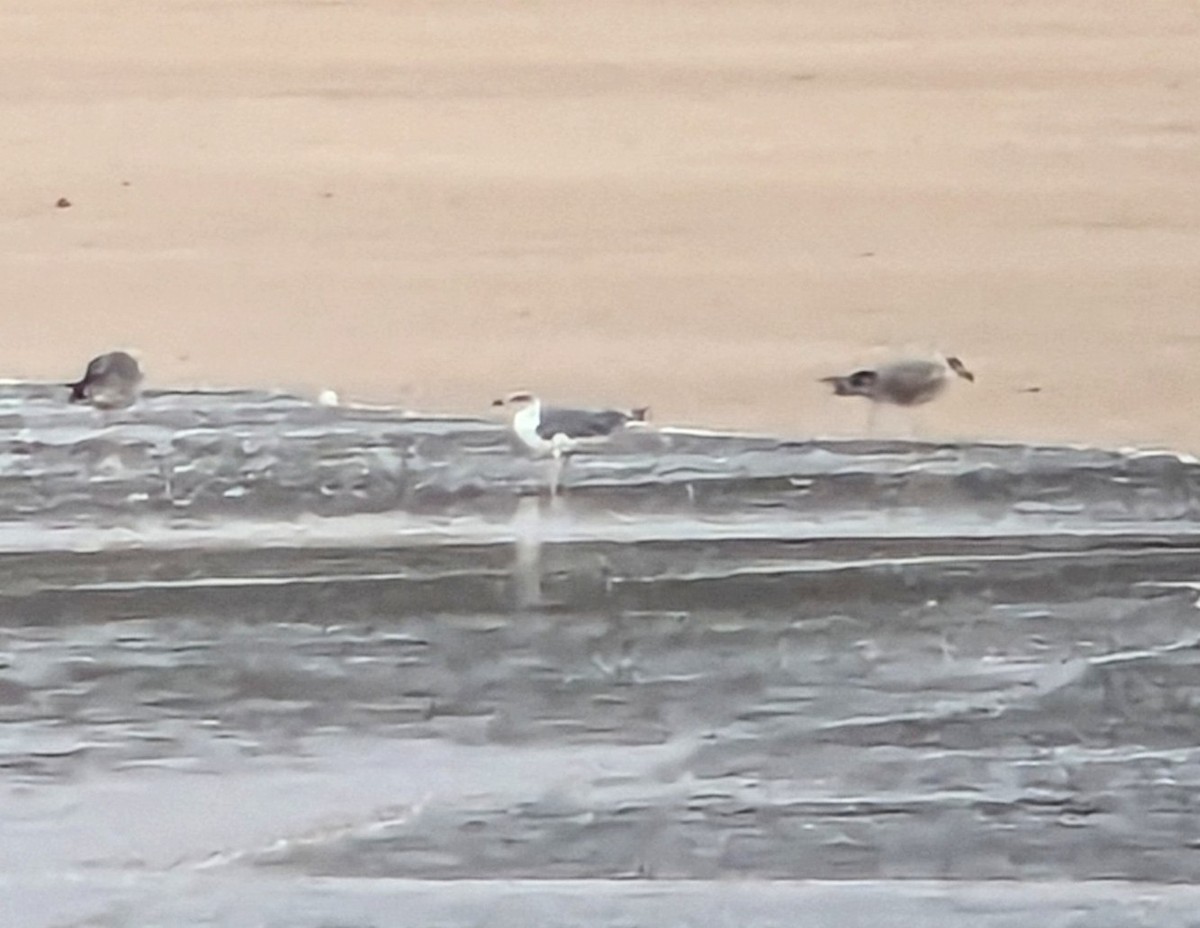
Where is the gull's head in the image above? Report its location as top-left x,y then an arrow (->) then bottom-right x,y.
945,356 -> 975,383
491,391 -> 540,415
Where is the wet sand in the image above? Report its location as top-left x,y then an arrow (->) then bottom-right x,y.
1,0 -> 1198,449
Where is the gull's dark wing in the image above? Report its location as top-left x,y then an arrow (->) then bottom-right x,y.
537,407 -> 631,440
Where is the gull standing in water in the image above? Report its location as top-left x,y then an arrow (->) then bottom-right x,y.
68,351 -> 144,409
492,391 -> 649,494
820,354 -> 974,434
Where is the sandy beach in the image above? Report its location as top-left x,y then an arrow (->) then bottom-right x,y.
1,0 -> 1198,449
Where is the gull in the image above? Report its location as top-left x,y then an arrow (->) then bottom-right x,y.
821,354 -> 974,433
491,391 -> 650,493
67,350 -> 144,409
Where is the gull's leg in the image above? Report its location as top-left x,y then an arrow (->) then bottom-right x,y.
550,452 -> 565,497
865,401 -> 879,438
907,405 -> 927,443
549,434 -> 572,497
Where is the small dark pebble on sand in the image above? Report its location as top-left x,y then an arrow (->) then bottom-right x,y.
55,197 -> 72,209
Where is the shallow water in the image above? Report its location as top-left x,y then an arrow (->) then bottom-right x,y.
3,387 -> 1200,925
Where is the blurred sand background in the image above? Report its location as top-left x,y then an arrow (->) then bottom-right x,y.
0,0 -> 1197,448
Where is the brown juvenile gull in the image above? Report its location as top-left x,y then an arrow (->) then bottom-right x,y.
821,355 -> 974,406
67,351 -> 143,409
821,355 -> 974,434
492,391 -> 650,493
